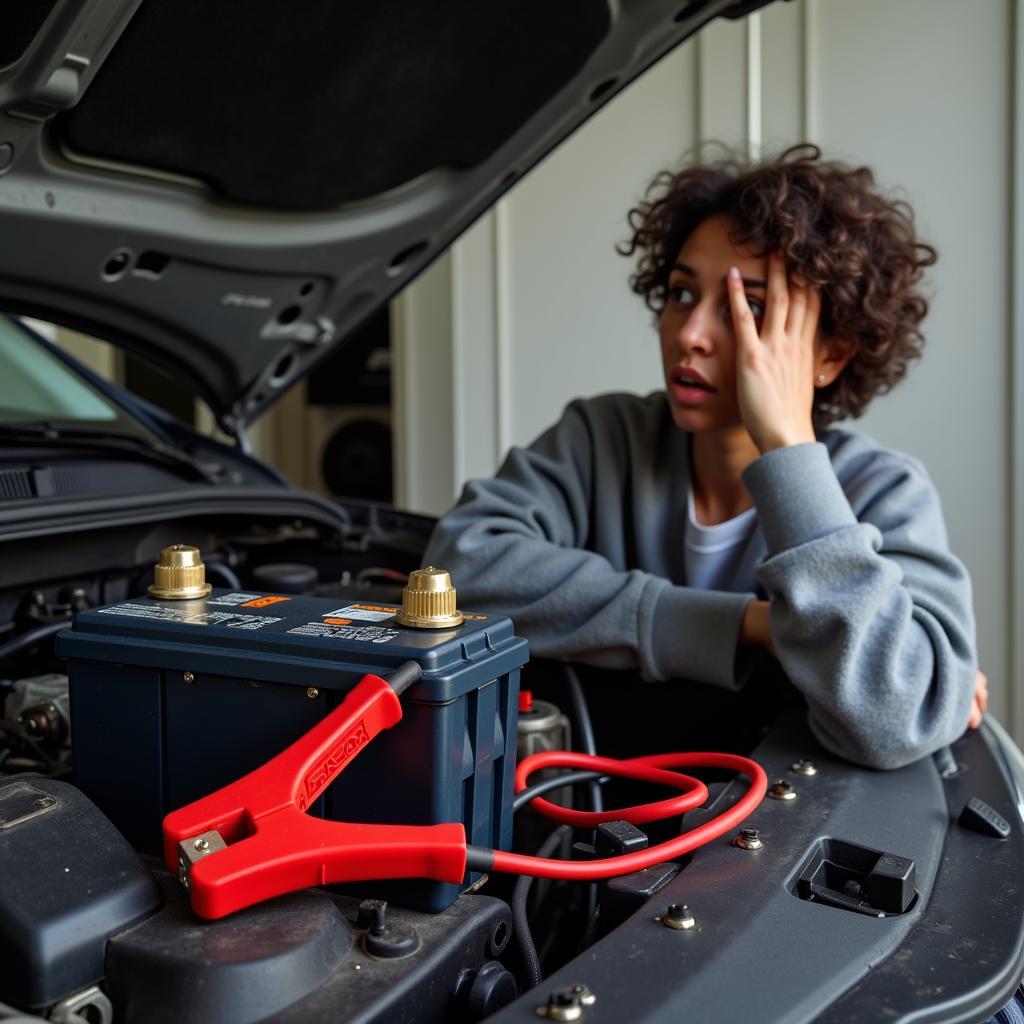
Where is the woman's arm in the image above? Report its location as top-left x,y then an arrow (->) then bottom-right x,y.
726,253 -> 976,768
743,441 -> 976,769
424,397 -> 755,688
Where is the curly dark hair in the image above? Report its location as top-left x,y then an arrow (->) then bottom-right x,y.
619,144 -> 937,426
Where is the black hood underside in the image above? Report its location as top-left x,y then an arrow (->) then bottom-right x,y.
61,1 -> 609,212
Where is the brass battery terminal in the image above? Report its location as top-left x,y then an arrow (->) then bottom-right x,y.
148,545 -> 212,600
395,567 -> 464,629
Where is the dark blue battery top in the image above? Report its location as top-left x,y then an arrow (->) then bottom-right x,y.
57,590 -> 529,702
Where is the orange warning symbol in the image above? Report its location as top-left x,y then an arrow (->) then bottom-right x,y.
240,596 -> 291,608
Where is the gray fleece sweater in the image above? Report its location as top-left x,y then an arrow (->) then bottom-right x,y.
424,391 -> 977,769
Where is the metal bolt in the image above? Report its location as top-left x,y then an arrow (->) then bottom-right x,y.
768,780 -> 797,801
537,988 -> 583,1021
659,902 -> 696,930
570,985 -> 596,1006
183,671 -> 195,683
734,827 -> 763,850
792,759 -> 817,776
194,838 -> 209,852
306,687 -> 319,699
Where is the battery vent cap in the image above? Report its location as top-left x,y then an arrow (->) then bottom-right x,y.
147,544 -> 213,600
395,566 -> 464,629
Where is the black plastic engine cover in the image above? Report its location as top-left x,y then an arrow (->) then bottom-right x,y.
0,777 -> 162,1009
107,870 -> 514,1024
107,872 -> 352,1024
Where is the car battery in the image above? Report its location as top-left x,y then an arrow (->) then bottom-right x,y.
56,584 -> 528,912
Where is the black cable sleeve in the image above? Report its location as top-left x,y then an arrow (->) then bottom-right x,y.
564,663 -> 601,928
465,845 -> 495,873
385,661 -> 422,696
513,824 -> 572,990
513,770 -> 605,812
0,621 -> 69,664
563,664 -> 602,813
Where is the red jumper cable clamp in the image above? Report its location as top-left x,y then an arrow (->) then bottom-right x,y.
162,663 -> 466,920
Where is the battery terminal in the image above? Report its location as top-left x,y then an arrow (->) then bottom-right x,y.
148,545 -> 212,600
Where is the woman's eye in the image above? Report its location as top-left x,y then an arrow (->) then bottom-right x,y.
747,297 -> 766,321
667,284 -> 696,306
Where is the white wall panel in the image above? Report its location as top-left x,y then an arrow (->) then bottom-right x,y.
499,45 -> 697,452
391,252 -> 455,515
696,17 -> 748,144
761,0 -> 808,145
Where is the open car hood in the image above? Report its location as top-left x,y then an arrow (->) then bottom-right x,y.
0,0 -> 779,432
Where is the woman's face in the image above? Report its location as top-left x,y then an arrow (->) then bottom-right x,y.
658,214 -> 769,436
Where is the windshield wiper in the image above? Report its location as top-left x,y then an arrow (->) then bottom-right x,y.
0,423 -> 224,484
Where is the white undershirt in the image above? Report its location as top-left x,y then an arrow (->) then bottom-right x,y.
684,488 -> 758,591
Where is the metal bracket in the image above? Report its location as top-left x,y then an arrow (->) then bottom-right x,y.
50,985 -> 112,1024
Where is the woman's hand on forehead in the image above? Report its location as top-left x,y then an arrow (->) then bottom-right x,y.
727,251 -> 821,454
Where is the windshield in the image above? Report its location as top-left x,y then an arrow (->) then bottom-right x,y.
0,316 -> 125,425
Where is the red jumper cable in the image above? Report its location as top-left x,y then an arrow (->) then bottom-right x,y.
164,663 -> 766,918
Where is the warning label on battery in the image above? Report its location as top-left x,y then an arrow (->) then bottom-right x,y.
288,621 -> 399,644
96,603 -> 281,630
241,595 -> 291,608
206,592 -> 261,606
323,604 -> 398,623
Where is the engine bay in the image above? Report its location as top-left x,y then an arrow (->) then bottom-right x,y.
2,500 -> 1024,1024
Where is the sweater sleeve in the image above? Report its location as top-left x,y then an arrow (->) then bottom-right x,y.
742,442 -> 977,769
423,400 -> 754,687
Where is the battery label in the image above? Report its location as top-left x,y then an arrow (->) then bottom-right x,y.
96,603 -> 281,630
323,604 -> 398,623
206,592 -> 262,606
241,595 -> 291,608
289,621 -> 400,644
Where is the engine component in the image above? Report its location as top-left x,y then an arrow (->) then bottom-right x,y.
147,544 -> 212,600
454,960 -> 518,1020
0,777 -> 161,1010
106,873 -> 511,1024
515,691 -> 573,853
57,586 -> 527,912
516,692 -> 570,764
5,672 -> 70,745
359,899 -> 420,958
107,874 -> 349,1024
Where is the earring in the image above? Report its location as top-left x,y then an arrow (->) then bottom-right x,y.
816,374 -> 827,385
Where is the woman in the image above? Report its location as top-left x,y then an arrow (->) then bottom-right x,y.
423,144 -> 985,769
